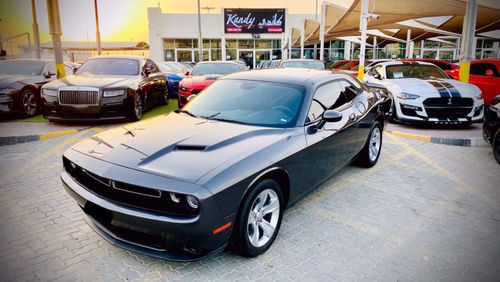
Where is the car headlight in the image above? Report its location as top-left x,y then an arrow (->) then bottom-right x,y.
180,86 -> 189,92
42,88 -> 58,96
103,89 -> 126,97
169,192 -> 199,210
186,195 -> 199,209
397,92 -> 420,100
476,92 -> 483,100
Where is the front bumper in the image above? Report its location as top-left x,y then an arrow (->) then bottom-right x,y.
393,96 -> 484,125
60,151 -> 232,261
0,91 -> 18,113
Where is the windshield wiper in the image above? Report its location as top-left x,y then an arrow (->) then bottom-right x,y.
175,109 -> 198,117
206,117 -> 248,125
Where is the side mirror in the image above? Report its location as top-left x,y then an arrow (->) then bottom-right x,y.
45,71 -> 55,79
143,67 -> 152,77
72,67 -> 78,74
309,110 -> 343,134
185,71 -> 190,76
372,72 -> 381,80
485,69 -> 494,77
187,94 -> 197,102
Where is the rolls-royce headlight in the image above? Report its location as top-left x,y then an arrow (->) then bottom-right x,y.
42,88 -> 58,96
397,92 -> 420,100
103,89 -> 126,97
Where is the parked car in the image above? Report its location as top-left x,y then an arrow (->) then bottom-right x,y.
402,59 -> 459,74
448,59 -> 500,105
483,95 -> 500,164
268,59 -> 282,69
365,61 -> 484,125
41,56 -> 168,122
256,60 -> 269,69
0,59 -> 75,117
61,69 -> 391,261
157,62 -> 185,98
279,59 -> 325,70
326,60 -> 351,70
177,61 -> 246,108
164,61 -> 190,73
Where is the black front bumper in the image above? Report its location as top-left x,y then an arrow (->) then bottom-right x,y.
61,171 -> 230,261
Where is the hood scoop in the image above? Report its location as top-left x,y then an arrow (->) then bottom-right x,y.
175,144 -> 207,151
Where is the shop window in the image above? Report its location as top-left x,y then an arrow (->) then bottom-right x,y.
211,39 -> 221,48
272,40 -> 282,49
238,40 -> 254,49
163,39 -> 175,48
227,50 -> 237,60
203,39 -> 211,49
175,39 -> 193,48
226,40 -> 237,48
255,40 -> 271,49
212,49 -> 222,61
164,49 -> 175,61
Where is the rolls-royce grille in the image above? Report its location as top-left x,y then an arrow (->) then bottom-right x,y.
62,157 -> 198,217
423,97 -> 473,119
59,90 -> 99,105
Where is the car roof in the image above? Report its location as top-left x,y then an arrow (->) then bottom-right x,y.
197,61 -> 242,65
4,58 -> 53,63
281,59 -> 324,62
88,55 -> 144,61
222,68 -> 350,85
378,61 -> 436,67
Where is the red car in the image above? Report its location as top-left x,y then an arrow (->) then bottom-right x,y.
448,59 -> 500,105
177,61 -> 246,108
402,59 -> 459,75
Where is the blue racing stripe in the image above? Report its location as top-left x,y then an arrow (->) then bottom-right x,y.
427,80 -> 450,97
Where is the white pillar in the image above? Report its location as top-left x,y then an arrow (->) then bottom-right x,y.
221,36 -> 226,61
420,40 -> 424,58
344,41 -> 351,59
459,0 -> 477,82
300,20 -> 305,59
373,36 -> 377,59
288,28 -> 292,59
357,0 -> 369,80
319,0 -> 326,61
405,29 -> 411,58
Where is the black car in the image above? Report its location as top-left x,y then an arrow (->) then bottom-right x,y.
279,59 -> 326,70
61,69 -> 391,261
0,59 -> 75,117
42,56 -> 168,122
483,95 -> 500,164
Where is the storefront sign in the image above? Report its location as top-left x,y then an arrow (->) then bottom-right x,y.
224,9 -> 285,34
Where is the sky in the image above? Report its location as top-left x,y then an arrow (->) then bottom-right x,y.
0,0 -> 349,44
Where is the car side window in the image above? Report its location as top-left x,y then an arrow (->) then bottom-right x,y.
307,82 -> 345,122
145,59 -> 160,73
470,63 -> 499,77
45,63 -> 55,74
338,80 -> 359,104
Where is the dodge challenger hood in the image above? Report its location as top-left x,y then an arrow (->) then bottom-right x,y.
71,113 -> 285,183
384,78 -> 480,98
44,74 -> 138,89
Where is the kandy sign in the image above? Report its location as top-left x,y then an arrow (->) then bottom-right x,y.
224,9 -> 285,34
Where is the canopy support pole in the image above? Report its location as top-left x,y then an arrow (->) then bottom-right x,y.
288,28 -> 292,59
459,0 -> 477,83
406,29 -> 411,58
319,0 -> 326,61
357,0 -> 369,80
301,20 -> 305,59
373,36 -> 377,59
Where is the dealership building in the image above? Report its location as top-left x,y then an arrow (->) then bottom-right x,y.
147,7 -> 499,68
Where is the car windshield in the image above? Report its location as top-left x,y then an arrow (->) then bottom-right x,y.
191,63 -> 241,76
182,79 -> 306,128
0,61 -> 45,75
386,65 -> 448,79
165,62 -> 184,71
75,58 -> 139,76
281,60 -> 325,70
158,63 -> 178,72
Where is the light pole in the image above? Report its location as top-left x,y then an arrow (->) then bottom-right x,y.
197,0 -> 203,62
357,0 -> 369,80
31,0 -> 41,59
94,0 -> 102,55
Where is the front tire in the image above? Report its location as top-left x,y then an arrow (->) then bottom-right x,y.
160,87 -> 169,105
493,129 -> 500,165
128,94 -> 143,121
232,179 -> 284,257
354,121 -> 382,167
19,88 -> 39,117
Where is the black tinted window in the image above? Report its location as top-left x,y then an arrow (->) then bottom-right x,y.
75,58 -> 139,76
307,82 -> 345,122
0,60 -> 45,75
470,63 -> 499,77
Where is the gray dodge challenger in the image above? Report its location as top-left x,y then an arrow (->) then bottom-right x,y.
61,69 -> 391,261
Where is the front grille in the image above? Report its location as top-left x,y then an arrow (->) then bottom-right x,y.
191,89 -> 202,95
59,90 -> 99,105
63,157 -> 198,217
423,97 -> 473,119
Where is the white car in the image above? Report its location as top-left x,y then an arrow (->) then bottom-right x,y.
364,61 -> 484,125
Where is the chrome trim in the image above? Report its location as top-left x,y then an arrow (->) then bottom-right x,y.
58,86 -> 100,105
82,168 -> 111,186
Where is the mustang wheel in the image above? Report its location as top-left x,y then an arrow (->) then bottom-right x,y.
354,121 -> 382,167
129,94 -> 143,121
233,179 -> 284,257
19,89 -> 38,117
493,130 -> 500,165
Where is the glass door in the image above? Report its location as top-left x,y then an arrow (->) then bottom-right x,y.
176,49 -> 193,62
255,50 -> 271,68
194,50 -> 210,62
239,50 -> 254,69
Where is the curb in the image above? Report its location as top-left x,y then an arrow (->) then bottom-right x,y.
385,129 -> 489,148
0,127 -> 90,147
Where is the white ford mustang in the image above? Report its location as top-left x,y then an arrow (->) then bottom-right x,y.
364,61 -> 484,125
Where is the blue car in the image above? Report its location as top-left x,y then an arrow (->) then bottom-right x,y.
158,62 -> 185,98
